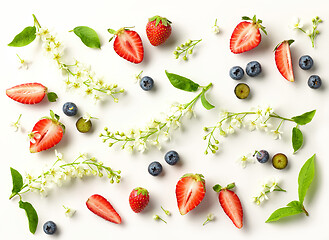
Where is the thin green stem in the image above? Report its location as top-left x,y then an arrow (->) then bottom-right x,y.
32,14 -> 41,28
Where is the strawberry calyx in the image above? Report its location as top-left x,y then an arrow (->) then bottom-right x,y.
273,39 -> 295,51
42,110 -> 66,133
148,15 -> 172,27
107,26 -> 135,42
181,173 -> 205,189
213,182 -> 235,192
241,15 -> 267,35
134,187 -> 149,196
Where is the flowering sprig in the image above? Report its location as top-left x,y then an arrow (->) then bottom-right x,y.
252,177 -> 286,205
237,153 -> 255,168
203,213 -> 215,226
174,39 -> 202,60
211,19 -> 220,34
292,16 -> 322,48
153,214 -> 167,223
10,114 -> 22,132
203,106 -> 316,154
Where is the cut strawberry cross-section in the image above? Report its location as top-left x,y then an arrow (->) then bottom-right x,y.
274,40 -> 295,82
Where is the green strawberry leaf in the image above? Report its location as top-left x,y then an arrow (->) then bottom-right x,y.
8,26 -> 36,47
72,26 -> 101,49
19,200 -> 38,234
265,206 -> 304,223
298,154 -> 315,204
47,92 -> 58,102
201,92 -> 215,110
212,184 -> 222,192
10,167 -> 23,198
292,110 -> 316,125
165,70 -> 200,92
292,127 -> 303,153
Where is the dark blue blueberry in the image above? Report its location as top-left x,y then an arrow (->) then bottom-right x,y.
43,221 -> 57,235
254,150 -> 269,163
148,161 -> 162,176
246,61 -> 262,77
140,76 -> 154,91
308,75 -> 322,89
299,55 -> 313,70
229,66 -> 244,80
63,102 -> 78,116
164,150 -> 180,165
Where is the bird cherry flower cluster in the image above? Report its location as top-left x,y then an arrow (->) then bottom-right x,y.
292,16 -> 322,48
203,106 -> 316,154
174,39 -> 202,60
252,177 -> 286,205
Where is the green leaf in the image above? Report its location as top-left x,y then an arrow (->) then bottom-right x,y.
72,26 -> 101,49
241,16 -> 252,21
292,127 -> 303,153
265,206 -> 304,223
201,92 -> 215,110
10,167 -> 23,195
286,200 -> 303,209
292,110 -> 316,125
298,154 -> 315,204
165,70 -> 199,92
8,26 -> 36,47
19,200 -> 38,234
107,28 -> 116,34
212,184 -> 222,192
49,110 -> 55,119
47,92 -> 58,102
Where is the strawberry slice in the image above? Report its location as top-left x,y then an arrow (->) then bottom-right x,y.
274,40 -> 295,82
29,110 -> 65,153
86,194 -> 121,224
213,183 -> 243,229
108,27 -> 144,64
230,15 -> 267,54
6,83 -> 47,104
175,173 -> 206,215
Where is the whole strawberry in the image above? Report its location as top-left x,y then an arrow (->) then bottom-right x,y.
146,15 -> 172,46
129,187 -> 150,213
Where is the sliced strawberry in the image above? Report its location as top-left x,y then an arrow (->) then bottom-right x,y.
213,183 -> 243,229
6,82 -> 47,104
86,194 -> 121,224
230,15 -> 266,54
176,173 -> 206,215
274,40 -> 295,82
29,110 -> 64,153
108,28 -> 144,64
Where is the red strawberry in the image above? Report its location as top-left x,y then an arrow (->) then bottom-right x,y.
86,194 -> 121,224
230,15 -> 267,54
146,15 -> 172,46
213,183 -> 243,229
6,83 -> 47,104
175,173 -> 206,215
108,27 -> 144,64
129,187 -> 150,213
274,40 -> 295,82
29,110 -> 65,153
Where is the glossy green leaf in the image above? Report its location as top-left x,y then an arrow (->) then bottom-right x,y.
165,70 -> 199,92
201,92 -> 215,110
298,154 -> 315,203
10,167 -> 23,195
8,26 -> 36,47
72,26 -> 101,49
292,110 -> 316,125
19,200 -> 38,234
47,92 -> 58,102
265,206 -> 303,223
292,127 -> 303,153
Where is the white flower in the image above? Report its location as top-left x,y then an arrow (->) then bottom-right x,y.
306,29 -> 312,36
10,114 -> 22,132
36,27 -> 50,40
246,120 -> 257,131
17,55 -> 29,70
185,107 -> 196,119
63,206 -> 76,217
270,129 -> 283,140
133,70 -> 143,83
149,139 -> 161,150
134,139 -> 147,152
237,153 -> 255,168
160,131 -> 170,142
256,122 -> 272,132
211,19 -> 220,34
219,109 -> 229,119
291,17 -> 304,29
55,150 -> 63,161
82,112 -> 92,122
28,131 -> 41,144
231,118 -> 243,129
226,125 -> 235,135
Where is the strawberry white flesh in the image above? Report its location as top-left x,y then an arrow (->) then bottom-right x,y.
6,83 -> 47,104
29,119 -> 64,153
176,174 -> 206,215
86,194 -> 121,224
113,30 -> 144,64
275,41 -> 294,82
230,22 -> 261,54
219,189 -> 243,229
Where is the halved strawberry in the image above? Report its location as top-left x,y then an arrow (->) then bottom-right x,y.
86,194 -> 121,224
175,173 -> 206,215
29,110 -> 65,153
230,15 -> 267,54
108,27 -> 144,64
6,83 -> 47,104
274,40 -> 295,82
213,183 -> 243,229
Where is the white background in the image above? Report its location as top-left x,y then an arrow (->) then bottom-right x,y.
0,0 -> 328,239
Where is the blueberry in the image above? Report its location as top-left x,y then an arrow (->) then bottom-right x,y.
299,55 -> 313,70
140,76 -> 154,91
164,150 -> 180,165
43,221 -> 57,235
254,150 -> 269,163
308,75 -> 322,89
63,102 -> 78,116
148,161 -> 162,176
246,61 -> 262,77
229,66 -> 244,80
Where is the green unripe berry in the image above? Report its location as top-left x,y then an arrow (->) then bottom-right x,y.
188,49 -> 193,54
183,56 -> 188,61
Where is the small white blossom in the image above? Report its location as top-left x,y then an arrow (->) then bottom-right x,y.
256,122 -> 272,132
306,29 -> 312,36
292,17 -> 304,29
211,19 -> 220,34
63,206 -> 76,217
237,153 -> 255,168
55,150 -> 63,161
270,129 -> 283,140
246,120 -> 257,131
28,131 -> 41,144
17,55 -> 29,70
10,114 -> 22,132
82,112 -> 92,122
133,70 -> 143,83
